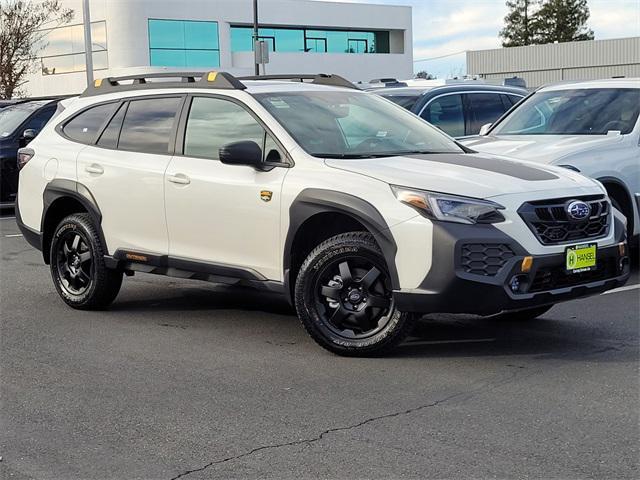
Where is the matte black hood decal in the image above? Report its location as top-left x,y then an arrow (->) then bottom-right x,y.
407,153 -> 559,181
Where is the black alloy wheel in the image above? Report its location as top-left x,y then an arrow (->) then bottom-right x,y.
55,229 -> 93,295
295,232 -> 415,356
314,256 -> 393,339
50,213 -> 122,309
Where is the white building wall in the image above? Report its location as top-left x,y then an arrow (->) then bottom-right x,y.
23,0 -> 413,96
467,37 -> 640,88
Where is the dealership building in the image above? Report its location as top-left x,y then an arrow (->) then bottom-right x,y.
23,0 -> 413,96
467,37 -> 640,89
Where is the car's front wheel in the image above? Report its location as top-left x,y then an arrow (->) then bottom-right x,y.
295,232 -> 415,356
50,213 -> 122,310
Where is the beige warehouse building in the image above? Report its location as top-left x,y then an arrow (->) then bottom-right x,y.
467,37 -> 640,88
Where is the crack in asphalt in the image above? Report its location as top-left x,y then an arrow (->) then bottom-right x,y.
169,337 -> 629,480
169,372 -> 520,480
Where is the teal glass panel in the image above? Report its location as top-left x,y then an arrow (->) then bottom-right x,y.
231,27 -> 253,52
326,31 -> 348,53
274,29 -> 304,52
148,20 -> 185,49
185,49 -> 220,67
150,49 -> 186,67
185,21 -> 219,50
305,30 -> 327,39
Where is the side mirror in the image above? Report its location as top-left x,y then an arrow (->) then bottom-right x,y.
22,129 -> 38,144
478,123 -> 492,136
219,140 -> 263,169
23,129 -> 38,139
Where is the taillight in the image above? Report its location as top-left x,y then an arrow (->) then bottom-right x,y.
17,148 -> 34,170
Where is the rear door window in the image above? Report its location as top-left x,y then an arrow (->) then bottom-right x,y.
118,97 -> 182,154
97,103 -> 127,149
420,94 -> 465,138
466,93 -> 509,134
63,102 -> 118,144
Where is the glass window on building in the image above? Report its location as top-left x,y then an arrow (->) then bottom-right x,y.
39,21 -> 108,76
230,26 -> 389,54
148,19 -> 220,68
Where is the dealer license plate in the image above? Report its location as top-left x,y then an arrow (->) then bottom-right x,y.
565,243 -> 597,273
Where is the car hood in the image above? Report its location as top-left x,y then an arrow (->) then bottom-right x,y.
324,152 -> 597,199
459,134 -> 624,163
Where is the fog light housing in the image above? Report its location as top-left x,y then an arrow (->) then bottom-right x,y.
509,274 -> 529,293
619,256 -> 629,272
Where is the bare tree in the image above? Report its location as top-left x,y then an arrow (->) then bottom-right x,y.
0,0 -> 73,98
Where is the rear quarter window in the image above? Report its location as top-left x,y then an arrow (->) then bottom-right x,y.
63,102 -> 118,144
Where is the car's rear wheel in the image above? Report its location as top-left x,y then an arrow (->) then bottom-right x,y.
50,213 -> 122,309
295,232 -> 415,356
491,305 -> 554,321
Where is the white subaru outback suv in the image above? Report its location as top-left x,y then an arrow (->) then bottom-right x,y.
16,72 -> 630,356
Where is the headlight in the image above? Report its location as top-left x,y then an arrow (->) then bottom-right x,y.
391,186 -> 505,224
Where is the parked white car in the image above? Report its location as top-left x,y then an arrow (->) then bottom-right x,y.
461,78 -> 640,244
16,72 -> 630,356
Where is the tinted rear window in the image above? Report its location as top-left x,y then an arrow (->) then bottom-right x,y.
379,94 -> 420,109
118,97 -> 182,154
63,103 -> 118,144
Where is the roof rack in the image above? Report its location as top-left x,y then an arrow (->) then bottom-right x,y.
237,73 -> 359,90
81,71 -> 359,98
80,71 -> 246,97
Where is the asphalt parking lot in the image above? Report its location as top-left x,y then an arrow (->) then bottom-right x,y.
1,211 -> 638,480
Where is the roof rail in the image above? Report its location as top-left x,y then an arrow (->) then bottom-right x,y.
237,73 -> 359,90
80,71 -> 246,97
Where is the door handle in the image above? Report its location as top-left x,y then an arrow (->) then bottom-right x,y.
85,163 -> 104,175
167,173 -> 191,185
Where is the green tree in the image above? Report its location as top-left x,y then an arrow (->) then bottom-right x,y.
415,70 -> 435,80
536,0 -> 594,44
500,0 -> 542,47
0,0 -> 73,98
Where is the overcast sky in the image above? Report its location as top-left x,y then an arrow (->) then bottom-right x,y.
318,0 -> 640,78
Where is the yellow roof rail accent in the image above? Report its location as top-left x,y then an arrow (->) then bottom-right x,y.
207,71 -> 218,82
94,78 -> 103,88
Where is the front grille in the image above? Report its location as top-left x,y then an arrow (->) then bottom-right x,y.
518,195 -> 610,245
529,257 -> 617,293
461,243 -> 515,276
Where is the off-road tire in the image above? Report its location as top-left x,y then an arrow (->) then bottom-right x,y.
50,213 -> 122,309
294,231 -> 415,356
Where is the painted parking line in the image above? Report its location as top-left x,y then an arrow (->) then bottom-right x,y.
602,284 -> 640,295
0,217 -> 16,220
3,234 -> 23,238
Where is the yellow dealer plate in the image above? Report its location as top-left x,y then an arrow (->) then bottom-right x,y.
565,243 -> 597,273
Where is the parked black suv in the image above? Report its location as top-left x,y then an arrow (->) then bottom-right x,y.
0,99 -> 60,206
373,83 -> 527,139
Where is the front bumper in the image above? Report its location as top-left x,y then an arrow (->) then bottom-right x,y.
393,220 -> 630,315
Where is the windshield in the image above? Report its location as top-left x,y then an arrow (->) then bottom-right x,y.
493,88 -> 640,135
255,91 -> 463,158
0,102 -> 46,137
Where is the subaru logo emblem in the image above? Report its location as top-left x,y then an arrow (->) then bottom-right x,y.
566,200 -> 591,221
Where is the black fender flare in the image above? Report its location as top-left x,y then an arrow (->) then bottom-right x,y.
41,179 -> 107,263
283,188 -> 399,297
598,176 -> 635,231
